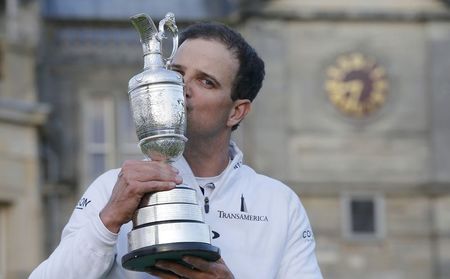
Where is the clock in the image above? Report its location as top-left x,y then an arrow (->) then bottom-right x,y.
325,53 -> 388,118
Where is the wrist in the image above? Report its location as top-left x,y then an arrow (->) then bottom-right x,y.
99,207 -> 121,233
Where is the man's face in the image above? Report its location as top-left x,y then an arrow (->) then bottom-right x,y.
171,38 -> 239,141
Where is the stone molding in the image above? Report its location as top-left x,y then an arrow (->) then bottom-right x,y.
0,99 -> 50,126
245,9 -> 450,22
288,181 -> 450,196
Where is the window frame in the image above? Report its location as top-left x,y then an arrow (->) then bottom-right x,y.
342,192 -> 385,241
79,89 -> 141,192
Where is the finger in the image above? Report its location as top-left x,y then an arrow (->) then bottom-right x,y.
137,180 -> 177,193
116,180 -> 176,200
155,260 -> 197,278
146,267 -> 179,279
121,161 -> 182,183
118,168 -> 181,187
135,162 -> 181,182
182,256 -> 213,272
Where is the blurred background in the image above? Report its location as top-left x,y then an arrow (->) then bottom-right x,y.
1,0 -> 450,278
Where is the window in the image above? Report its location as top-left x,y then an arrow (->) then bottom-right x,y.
81,93 -> 142,190
0,0 -> 5,16
0,0 -> 6,37
342,193 -> 385,240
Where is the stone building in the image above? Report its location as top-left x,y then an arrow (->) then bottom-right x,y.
0,0 -> 49,278
1,0 -> 449,278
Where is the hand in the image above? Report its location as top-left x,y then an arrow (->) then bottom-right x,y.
147,257 -> 234,279
100,160 -> 182,233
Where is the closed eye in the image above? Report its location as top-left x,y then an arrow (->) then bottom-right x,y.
198,73 -> 219,89
200,78 -> 215,88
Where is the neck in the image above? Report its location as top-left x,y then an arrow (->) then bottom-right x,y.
184,134 -> 231,177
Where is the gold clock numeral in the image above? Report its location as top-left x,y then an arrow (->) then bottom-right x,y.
326,66 -> 343,80
370,67 -> 386,80
350,53 -> 365,70
373,80 -> 388,91
370,91 -> 386,105
337,56 -> 352,71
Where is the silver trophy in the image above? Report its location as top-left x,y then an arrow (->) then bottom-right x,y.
121,13 -> 220,272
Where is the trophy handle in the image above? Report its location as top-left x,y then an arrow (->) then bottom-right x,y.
158,12 -> 179,64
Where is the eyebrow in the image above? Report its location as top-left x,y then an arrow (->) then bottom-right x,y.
171,63 -> 221,88
169,63 -> 184,72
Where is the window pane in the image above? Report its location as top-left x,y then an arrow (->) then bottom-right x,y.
88,98 -> 107,143
89,153 -> 106,181
351,199 -> 375,233
117,99 -> 138,144
120,143 -> 141,157
119,154 -> 143,165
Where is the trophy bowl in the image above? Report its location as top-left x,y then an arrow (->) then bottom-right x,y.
139,134 -> 187,162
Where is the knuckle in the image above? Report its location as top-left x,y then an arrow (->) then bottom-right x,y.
121,159 -> 140,171
119,172 -> 130,183
127,182 -> 141,195
121,159 -> 133,168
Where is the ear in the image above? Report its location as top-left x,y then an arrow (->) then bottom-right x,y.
227,99 -> 252,128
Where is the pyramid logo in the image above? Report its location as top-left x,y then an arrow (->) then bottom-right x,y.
240,194 -> 248,212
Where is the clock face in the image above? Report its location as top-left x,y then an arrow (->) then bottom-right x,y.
325,53 -> 388,118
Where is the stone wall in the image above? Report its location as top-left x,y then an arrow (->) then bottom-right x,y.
238,1 -> 450,278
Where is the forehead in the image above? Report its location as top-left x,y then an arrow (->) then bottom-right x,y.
173,38 -> 239,83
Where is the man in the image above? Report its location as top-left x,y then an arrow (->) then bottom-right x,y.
30,22 -> 322,279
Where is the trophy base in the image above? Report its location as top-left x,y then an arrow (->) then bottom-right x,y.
122,242 -> 221,272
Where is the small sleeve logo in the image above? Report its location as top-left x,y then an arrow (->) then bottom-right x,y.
75,197 -> 92,210
302,229 -> 315,242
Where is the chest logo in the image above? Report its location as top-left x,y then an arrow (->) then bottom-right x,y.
240,194 -> 247,212
217,194 -> 268,222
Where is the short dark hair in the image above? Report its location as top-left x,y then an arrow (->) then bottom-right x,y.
179,22 -> 265,130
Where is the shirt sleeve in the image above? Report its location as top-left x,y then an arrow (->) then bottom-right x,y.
276,193 -> 323,279
29,170 -> 119,279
